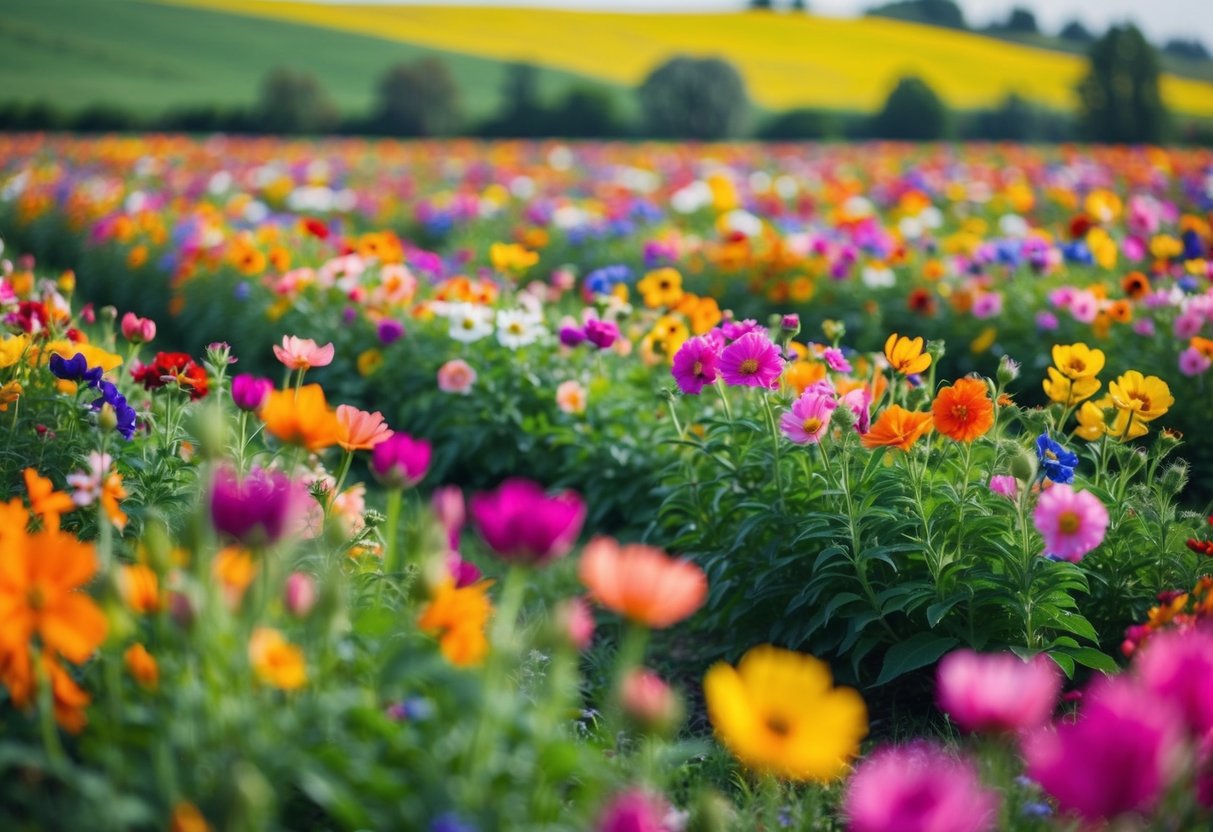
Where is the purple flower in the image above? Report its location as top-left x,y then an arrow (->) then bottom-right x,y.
470,478 -> 585,565
585,318 -> 619,349
671,336 -> 721,395
1179,346 -> 1211,377
377,319 -> 405,345
209,466 -> 299,545
91,380 -> 137,440
823,347 -> 852,373
721,318 -> 761,341
719,331 -> 783,389
370,433 -> 432,488
50,352 -> 103,387
231,374 -> 273,412
559,324 -> 587,347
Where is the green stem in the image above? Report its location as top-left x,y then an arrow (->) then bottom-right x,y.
35,650 -> 67,773
381,487 -> 404,579
761,393 -> 786,509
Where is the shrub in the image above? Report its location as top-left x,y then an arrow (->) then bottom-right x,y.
637,56 -> 750,141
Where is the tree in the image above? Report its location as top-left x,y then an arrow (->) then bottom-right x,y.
1001,7 -> 1038,34
254,68 -> 340,134
1077,24 -> 1168,144
545,86 -> 629,138
372,58 -> 462,136
869,75 -> 947,140
638,56 -> 749,140
865,0 -> 967,31
479,62 -> 548,137
1059,20 -> 1094,44
758,108 -> 839,140
1163,38 -> 1211,62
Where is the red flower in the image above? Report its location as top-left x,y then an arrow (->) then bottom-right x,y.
132,352 -> 209,400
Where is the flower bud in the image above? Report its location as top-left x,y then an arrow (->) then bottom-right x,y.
821,319 -> 845,342
996,354 -> 1021,386
552,596 -> 595,651
1010,447 -> 1038,483
1161,461 -> 1189,495
620,668 -> 683,737
120,312 -> 157,344
780,313 -> 801,337
926,338 -> 947,363
284,572 -> 317,617
97,402 -> 118,433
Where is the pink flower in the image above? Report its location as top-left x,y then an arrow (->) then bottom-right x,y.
431,485 -> 465,551
335,404 -> 392,452
779,389 -> 837,444
554,596 -> 595,651
284,572 -> 317,617
839,386 -> 872,434
718,331 -> 784,389
1179,347 -> 1211,377
620,668 -> 682,734
670,336 -> 720,396
597,789 -> 674,832
1174,312 -> 1204,340
437,359 -> 477,394
823,347 -> 851,373
471,478 -> 585,565
1134,627 -> 1213,736
844,742 -> 998,832
370,433 -> 431,489
120,312 -> 156,344
1033,484 -> 1108,562
971,292 -> 1003,319
1023,677 -> 1184,823
556,380 -> 587,414
937,650 -> 1061,734
988,475 -> 1019,500
273,335 -> 334,371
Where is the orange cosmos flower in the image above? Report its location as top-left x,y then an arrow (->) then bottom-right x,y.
931,377 -> 994,443
124,643 -> 159,690
579,537 -> 708,629
883,333 -> 932,376
213,545 -> 257,608
259,384 -> 342,451
119,563 -> 161,614
248,627 -> 307,691
861,405 -> 934,451
418,580 -> 493,667
335,404 -> 393,452
23,468 -> 74,531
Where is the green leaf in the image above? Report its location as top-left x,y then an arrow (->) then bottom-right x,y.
926,594 -> 965,628
875,633 -> 959,686
1054,646 -> 1121,674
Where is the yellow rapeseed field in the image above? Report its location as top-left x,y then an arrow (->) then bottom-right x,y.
160,0 -> 1213,116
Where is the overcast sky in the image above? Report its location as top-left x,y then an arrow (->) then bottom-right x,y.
309,0 -> 1213,46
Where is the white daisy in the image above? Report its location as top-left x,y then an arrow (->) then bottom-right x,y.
447,303 -> 494,343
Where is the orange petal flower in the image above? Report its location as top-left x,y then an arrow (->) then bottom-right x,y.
23,468 -> 75,531
861,405 -> 934,452
335,404 -> 393,452
119,563 -> 161,614
248,627 -> 307,691
579,537 -> 707,629
883,333 -> 932,376
259,384 -> 342,451
931,377 -> 995,443
124,643 -> 159,690
418,579 -> 494,667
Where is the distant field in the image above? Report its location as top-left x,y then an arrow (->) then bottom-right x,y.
159,0 -> 1213,117
0,0 -> 630,118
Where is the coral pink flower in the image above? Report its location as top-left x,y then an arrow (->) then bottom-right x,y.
621,668 -> 682,734
335,405 -> 392,452
937,650 -> 1061,733
780,389 -> 837,444
844,742 -> 998,832
273,335 -> 334,371
554,596 -> 595,651
1134,627 -> 1213,736
471,479 -> 585,565
556,380 -> 587,414
579,537 -> 707,628
719,331 -> 784,389
1033,484 -> 1109,562
437,359 -> 477,394
120,312 -> 156,344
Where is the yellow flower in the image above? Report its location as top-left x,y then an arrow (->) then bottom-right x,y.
637,268 -> 684,309
0,380 -> 21,412
489,242 -> 539,274
357,348 -> 383,377
704,644 -> 867,781
1073,400 -> 1107,442
969,326 -> 997,355
248,627 -> 306,691
1051,343 -> 1104,380
0,334 -> 30,368
1108,371 -> 1173,423
883,333 -> 931,376
40,340 -> 123,374
1042,366 -> 1100,407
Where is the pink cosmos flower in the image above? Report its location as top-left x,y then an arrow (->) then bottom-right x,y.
1180,347 -> 1211,377
284,571 -> 317,617
1023,677 -> 1184,823
839,386 -> 872,434
1134,627 -> 1213,737
988,475 -> 1019,500
670,336 -> 720,396
971,292 -> 1003,319
597,789 -> 674,832
273,335 -> 334,371
335,404 -> 392,452
718,331 -> 784,389
471,478 -> 585,565
1174,312 -> 1204,340
823,346 -> 852,373
437,359 -> 477,394
370,433 -> 432,489
721,318 -> 761,341
780,389 -> 837,444
844,742 -> 998,832
1069,291 -> 1099,324
937,650 -> 1061,734
1033,484 -> 1109,562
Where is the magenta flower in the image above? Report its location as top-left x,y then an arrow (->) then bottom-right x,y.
120,312 -> 156,344
209,466 -> 299,545
1023,677 -> 1184,823
585,318 -> 619,349
937,650 -> 1061,734
1135,627 -> 1213,736
823,346 -> 852,373
721,318 -> 761,341
718,331 -> 784,389
370,433 -> 432,489
779,389 -> 837,444
471,478 -> 585,565
1033,484 -> 1109,562
671,336 -> 721,396
1179,346 -> 1211,377
231,374 -> 273,412
844,742 -> 998,832
839,386 -> 872,434
597,789 -> 672,832
988,475 -> 1019,500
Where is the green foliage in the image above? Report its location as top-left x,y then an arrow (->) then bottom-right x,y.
758,108 -> 842,140
371,58 -> 463,137
864,0 -> 967,30
1078,24 -> 1169,144
255,68 -> 342,136
869,75 -> 948,140
638,56 -> 751,141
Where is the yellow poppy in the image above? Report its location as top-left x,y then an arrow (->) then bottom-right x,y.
1108,371 -> 1173,423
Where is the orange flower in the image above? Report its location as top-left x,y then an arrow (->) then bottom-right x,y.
931,377 -> 994,442
418,580 -> 493,667
213,545 -> 257,608
170,802 -> 212,832
248,628 -> 307,691
861,405 -> 934,451
23,468 -> 74,531
579,537 -> 708,629
124,643 -> 159,690
119,563 -> 161,614
335,404 -> 393,452
883,333 -> 932,376
259,384 -> 341,451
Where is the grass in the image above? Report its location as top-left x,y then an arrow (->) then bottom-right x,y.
0,0 -> 631,118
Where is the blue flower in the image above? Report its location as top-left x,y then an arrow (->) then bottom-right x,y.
430,812 -> 476,832
1036,434 -> 1079,484
49,352 -> 103,387
91,380 -> 138,440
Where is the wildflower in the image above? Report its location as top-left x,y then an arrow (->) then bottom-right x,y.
23,467 -> 74,531
377,318 -> 405,345
120,563 -> 161,614
838,385 -> 873,434
621,669 -> 683,735
556,380 -> 587,415
259,385 -> 342,451
0,333 -> 29,368
418,580 -> 493,667
370,433 -> 432,489
0,380 -> 21,411
66,452 -> 128,530
124,643 -> 159,690
272,335 -> 334,371
120,312 -> 156,344
1042,367 -> 1100,407
49,352 -> 102,387
209,467 -> 299,545
844,743 -> 998,832
988,475 -> 1019,500
1052,343 -> 1105,380
670,336 -> 721,395
585,318 -> 619,349
284,572 -> 317,618
932,377 -> 994,442
704,644 -> 867,781
132,352 -> 209,399
597,789 -> 674,832
861,405 -> 933,451
1107,370 -> 1173,423
471,479 -> 584,564
1033,484 -> 1108,562
213,545 -> 257,607
780,389 -> 837,445
936,650 -> 1060,733
248,627 -> 306,690
357,348 -> 383,377
335,404 -> 392,452
719,331 -> 783,389
1134,628 -> 1213,736
579,537 -> 707,628
446,303 -> 494,343
230,374 -> 272,411
1023,677 -> 1183,823
91,380 -> 138,440
822,346 -> 851,373
496,308 -> 545,349
883,333 -> 931,376
437,359 -> 477,394
553,596 -> 595,651
637,267 -> 684,308
170,802 -> 211,832
1180,346 -> 1212,377
489,242 -> 538,273
1035,434 -> 1079,484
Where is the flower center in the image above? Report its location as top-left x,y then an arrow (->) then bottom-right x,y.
739,358 -> 759,375
1067,358 -> 1086,375
692,360 -> 704,376
950,404 -> 969,422
26,584 -> 45,611
802,417 -> 822,433
765,715 -> 791,739
1045,449 -> 1058,462
461,319 -> 475,330
508,323 -> 524,335
1130,392 -> 1151,411
1058,510 -> 1081,534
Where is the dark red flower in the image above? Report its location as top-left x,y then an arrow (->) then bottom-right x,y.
132,352 -> 209,400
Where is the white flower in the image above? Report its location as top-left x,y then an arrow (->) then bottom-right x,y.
447,303 -> 494,343
861,265 -> 896,289
496,308 -> 545,349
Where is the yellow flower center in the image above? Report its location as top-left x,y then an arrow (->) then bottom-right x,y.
461,319 -> 475,330
1058,510 -> 1081,534
508,323 -> 524,335
692,360 -> 704,376
802,417 -> 822,433
740,359 -> 759,375
1129,392 -> 1151,411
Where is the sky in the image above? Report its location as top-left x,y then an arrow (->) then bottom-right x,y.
303,0 -> 1213,46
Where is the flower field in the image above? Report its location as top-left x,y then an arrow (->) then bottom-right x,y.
1,133 -> 1213,829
